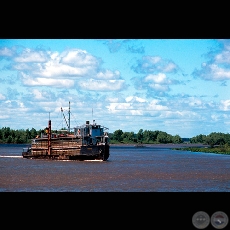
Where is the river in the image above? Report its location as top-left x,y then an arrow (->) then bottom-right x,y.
0,143 -> 230,192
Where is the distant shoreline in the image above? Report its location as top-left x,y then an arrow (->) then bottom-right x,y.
110,143 -> 208,148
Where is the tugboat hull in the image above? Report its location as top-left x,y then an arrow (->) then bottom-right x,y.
22,144 -> 110,161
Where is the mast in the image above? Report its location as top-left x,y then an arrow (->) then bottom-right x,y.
68,101 -> 70,132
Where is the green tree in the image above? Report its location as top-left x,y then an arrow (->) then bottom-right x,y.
172,134 -> 182,143
143,130 -> 152,143
205,136 -> 216,148
6,135 -> 13,143
113,129 -> 123,142
137,129 -> 143,143
127,131 -> 135,142
30,128 -> 38,138
157,131 -> 168,143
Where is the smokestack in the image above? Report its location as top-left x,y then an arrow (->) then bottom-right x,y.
48,120 -> 51,155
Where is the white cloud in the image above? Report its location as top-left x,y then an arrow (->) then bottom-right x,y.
32,89 -> 46,100
163,62 -> 177,72
0,47 -> 14,57
105,97 -> 119,103
145,73 -> 172,84
220,100 -> 230,111
194,40 -> 230,81
0,93 -> 6,100
147,56 -> 161,64
14,49 -> 48,62
21,73 -> 74,88
130,109 -> 143,115
106,103 -> 130,113
188,98 -> 203,107
148,83 -> 168,91
36,62 -> 89,77
61,49 -> 98,67
78,79 -> 125,91
133,55 -> 178,74
211,114 -> 219,121
208,64 -> 230,80
0,115 -> 9,119
96,70 -> 120,80
148,99 -> 168,111
160,110 -> 201,120
125,96 -> 146,103
215,51 -> 230,64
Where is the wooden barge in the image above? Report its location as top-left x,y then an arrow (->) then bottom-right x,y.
22,103 -> 110,161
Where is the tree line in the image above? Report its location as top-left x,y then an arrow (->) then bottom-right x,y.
190,132 -> 230,147
0,127 -> 43,144
109,129 -> 183,144
110,130 -> 230,147
1,126 -> 230,147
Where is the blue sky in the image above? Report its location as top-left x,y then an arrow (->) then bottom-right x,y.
0,39 -> 230,138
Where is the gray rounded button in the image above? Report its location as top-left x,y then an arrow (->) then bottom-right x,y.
211,211 -> 228,229
192,211 -> 210,229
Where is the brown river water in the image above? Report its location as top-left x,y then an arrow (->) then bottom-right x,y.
0,143 -> 230,192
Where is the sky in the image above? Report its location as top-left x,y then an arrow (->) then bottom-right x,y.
0,39 -> 230,138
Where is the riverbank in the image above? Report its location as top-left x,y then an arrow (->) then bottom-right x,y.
173,146 -> 230,155
110,143 -> 209,148
110,143 -> 230,155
